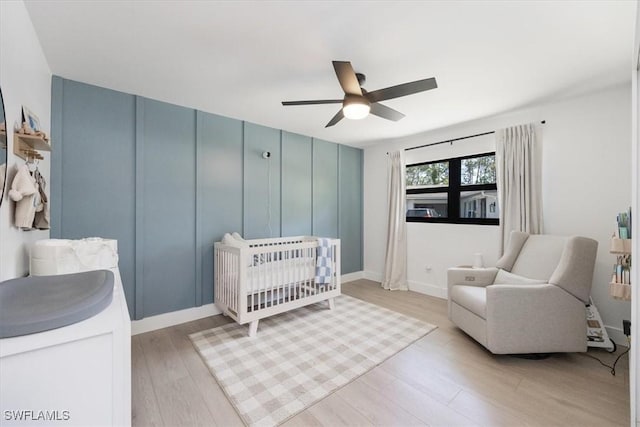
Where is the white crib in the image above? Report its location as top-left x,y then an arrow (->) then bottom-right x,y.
214,236 -> 341,336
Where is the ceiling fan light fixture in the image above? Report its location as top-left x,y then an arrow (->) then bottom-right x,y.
281,60 -> 437,127
342,95 -> 370,120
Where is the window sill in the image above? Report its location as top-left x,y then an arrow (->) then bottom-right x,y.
406,217 -> 499,226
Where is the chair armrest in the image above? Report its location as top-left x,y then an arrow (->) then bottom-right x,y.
487,282 -> 555,304
485,283 -> 586,353
447,267 -> 498,288
447,267 -> 498,305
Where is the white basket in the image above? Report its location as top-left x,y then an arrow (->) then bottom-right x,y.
30,238 -> 119,276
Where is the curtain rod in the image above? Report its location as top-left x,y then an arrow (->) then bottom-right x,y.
387,120 -> 546,154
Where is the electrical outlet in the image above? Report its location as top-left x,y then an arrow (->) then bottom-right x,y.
623,319 -> 631,336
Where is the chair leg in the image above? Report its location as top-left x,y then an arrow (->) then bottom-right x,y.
248,320 -> 259,337
328,298 -> 335,310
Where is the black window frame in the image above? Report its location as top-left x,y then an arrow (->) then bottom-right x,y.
406,151 -> 499,226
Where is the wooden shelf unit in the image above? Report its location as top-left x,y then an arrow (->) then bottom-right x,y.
609,282 -> 631,300
13,132 -> 50,160
609,237 -> 631,301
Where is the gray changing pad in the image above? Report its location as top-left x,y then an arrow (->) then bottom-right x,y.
0,270 -> 114,338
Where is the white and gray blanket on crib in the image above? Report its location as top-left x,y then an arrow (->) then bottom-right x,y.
315,238 -> 333,284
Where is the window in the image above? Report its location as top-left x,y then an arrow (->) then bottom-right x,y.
406,152 -> 499,225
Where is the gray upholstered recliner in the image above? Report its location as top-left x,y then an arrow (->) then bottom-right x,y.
447,231 -> 598,354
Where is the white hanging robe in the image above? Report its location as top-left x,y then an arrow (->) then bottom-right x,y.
9,164 -> 40,229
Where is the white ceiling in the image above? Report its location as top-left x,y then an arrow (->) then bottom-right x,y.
24,0 -> 635,148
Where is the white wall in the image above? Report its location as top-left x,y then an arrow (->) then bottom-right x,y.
364,83 -> 632,343
0,0 -> 52,280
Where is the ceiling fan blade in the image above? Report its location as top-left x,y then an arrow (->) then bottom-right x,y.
366,77 -> 437,103
282,99 -> 343,106
325,109 -> 345,128
333,61 -> 362,96
369,103 -> 405,122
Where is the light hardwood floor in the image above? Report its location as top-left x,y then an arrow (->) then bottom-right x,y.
132,279 -> 630,426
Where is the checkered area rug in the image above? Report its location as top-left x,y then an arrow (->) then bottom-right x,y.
189,295 -> 436,426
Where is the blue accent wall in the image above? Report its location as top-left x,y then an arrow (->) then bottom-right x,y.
140,99 -> 197,316
339,145 -> 364,274
51,77 -> 363,320
243,123 -> 281,239
51,77 -> 137,315
197,111 -> 243,306
281,131 -> 312,236
312,139 -> 339,238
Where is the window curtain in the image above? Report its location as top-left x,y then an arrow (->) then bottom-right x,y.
496,123 -> 542,254
382,150 -> 408,291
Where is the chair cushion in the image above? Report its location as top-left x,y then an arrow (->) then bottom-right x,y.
493,269 -> 547,285
511,235 -> 567,280
450,285 -> 486,319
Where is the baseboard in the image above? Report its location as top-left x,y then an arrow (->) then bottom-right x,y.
363,271 -> 447,299
341,271 -> 364,282
408,280 -> 447,299
131,303 -> 222,336
363,270 -> 382,282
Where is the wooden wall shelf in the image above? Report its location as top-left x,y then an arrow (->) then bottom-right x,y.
610,282 -> 631,301
609,237 -> 631,300
13,132 -> 51,160
610,237 -> 632,254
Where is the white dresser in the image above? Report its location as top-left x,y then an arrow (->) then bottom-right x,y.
0,242 -> 131,426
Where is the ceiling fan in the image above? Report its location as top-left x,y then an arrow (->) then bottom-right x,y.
282,61 -> 438,128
